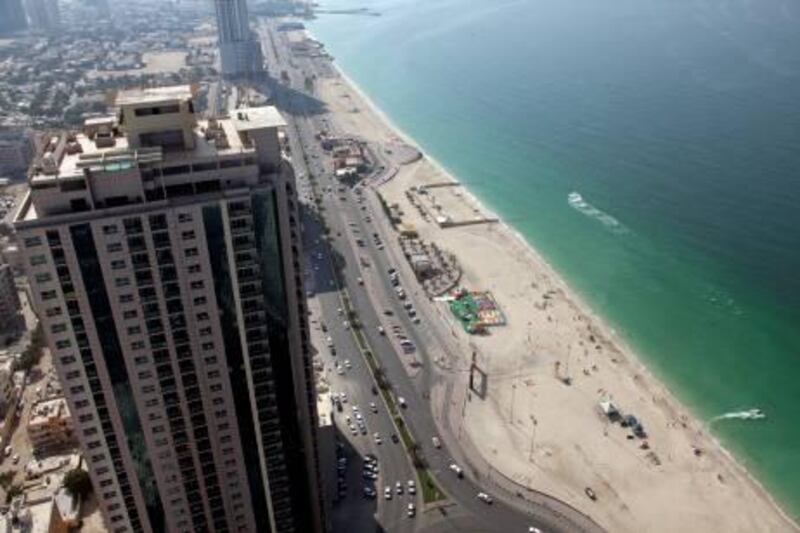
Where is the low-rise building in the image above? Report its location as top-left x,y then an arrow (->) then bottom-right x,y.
316,390 -> 336,530
27,397 -> 75,452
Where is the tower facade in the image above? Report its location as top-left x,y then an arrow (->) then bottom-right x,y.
0,0 -> 28,33
14,86 -> 324,533
214,0 -> 263,78
24,0 -> 60,32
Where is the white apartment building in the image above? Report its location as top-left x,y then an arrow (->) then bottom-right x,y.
14,86 -> 324,533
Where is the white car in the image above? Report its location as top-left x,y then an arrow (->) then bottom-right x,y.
395,481 -> 403,495
407,503 -> 416,517
397,397 -> 407,408
384,487 -> 392,500
344,359 -> 352,369
449,463 -> 463,477
377,326 -> 385,335
432,436 -> 441,448
370,402 -> 378,413
374,433 -> 382,445
528,527 -> 542,533
326,336 -> 334,347
339,392 -> 348,403
477,492 -> 493,504
407,480 -> 416,495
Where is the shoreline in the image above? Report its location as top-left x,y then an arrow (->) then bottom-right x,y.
299,25 -> 799,531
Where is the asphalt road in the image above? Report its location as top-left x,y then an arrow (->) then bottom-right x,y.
258,17 -> 600,533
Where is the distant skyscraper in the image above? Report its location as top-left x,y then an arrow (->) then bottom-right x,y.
0,0 -> 28,33
24,0 -> 60,31
15,86 -> 325,533
214,0 -> 264,77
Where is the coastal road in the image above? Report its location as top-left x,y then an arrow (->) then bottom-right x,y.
258,16 -> 601,533
303,203 -> 419,533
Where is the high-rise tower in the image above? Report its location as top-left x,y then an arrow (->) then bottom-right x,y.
24,0 -> 60,32
0,0 -> 28,33
14,86 -> 324,533
214,0 -> 263,78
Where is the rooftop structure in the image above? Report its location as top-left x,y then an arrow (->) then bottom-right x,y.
28,396 -> 75,452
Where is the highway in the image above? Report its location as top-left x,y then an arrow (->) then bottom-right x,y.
256,17 -> 602,533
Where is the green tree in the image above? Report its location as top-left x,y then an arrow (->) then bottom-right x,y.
0,471 -> 14,490
63,468 -> 92,499
5,484 -> 22,504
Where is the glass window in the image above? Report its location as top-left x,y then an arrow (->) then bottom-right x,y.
24,236 -> 42,248
30,255 -> 47,266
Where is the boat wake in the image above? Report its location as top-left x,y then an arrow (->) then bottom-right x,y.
711,408 -> 766,423
567,192 -> 628,234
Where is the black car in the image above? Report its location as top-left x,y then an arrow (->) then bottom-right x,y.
391,434 -> 399,444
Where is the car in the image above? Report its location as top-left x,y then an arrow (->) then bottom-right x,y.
371,385 -> 379,395
363,487 -> 376,499
585,487 -> 597,501
336,364 -> 344,375
344,359 -> 352,369
370,402 -> 378,413
412,316 -> 421,324
339,392 -> 348,403
343,321 -> 350,330
345,416 -> 351,424
11,454 -> 19,465
365,453 -> 378,464
395,481 -> 403,495
384,487 -> 392,500
374,433 -> 382,445
362,471 -> 375,480
398,397 -> 407,408
432,436 -> 441,448
349,424 -> 357,434
477,492 -> 493,505
377,326 -> 385,335
407,480 -> 416,495
407,503 -> 416,517
383,309 -> 394,316
449,463 -> 463,477
326,336 -> 334,347
388,268 -> 396,275
3,446 -> 11,457
408,309 -> 417,317
528,527 -> 542,533
360,425 -> 368,436
404,302 -> 413,310
355,412 -> 363,421
391,434 -> 399,444
357,277 -> 364,285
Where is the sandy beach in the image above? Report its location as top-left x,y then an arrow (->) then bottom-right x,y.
298,31 -> 799,532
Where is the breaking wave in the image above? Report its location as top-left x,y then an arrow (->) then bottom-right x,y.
567,192 -> 628,234
711,408 -> 766,423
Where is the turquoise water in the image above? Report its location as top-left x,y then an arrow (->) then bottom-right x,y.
308,0 -> 800,518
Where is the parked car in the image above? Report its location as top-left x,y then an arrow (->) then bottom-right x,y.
449,463 -> 463,477
477,492 -> 493,504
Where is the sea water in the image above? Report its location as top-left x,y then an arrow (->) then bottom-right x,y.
308,0 -> 800,517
